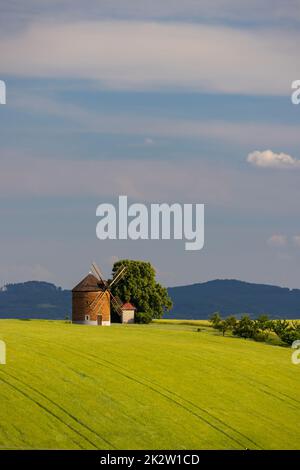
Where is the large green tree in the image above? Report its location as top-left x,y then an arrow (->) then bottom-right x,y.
110,260 -> 172,319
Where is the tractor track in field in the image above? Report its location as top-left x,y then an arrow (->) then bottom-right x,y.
184,349 -> 300,412
33,337 -> 260,449
24,331 -> 300,447
17,347 -> 153,431
5,326 -> 300,449
18,332 -> 288,449
0,372 -> 89,449
0,370 -> 115,450
82,349 -> 262,450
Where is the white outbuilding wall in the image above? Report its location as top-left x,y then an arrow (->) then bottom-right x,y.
121,309 -> 135,324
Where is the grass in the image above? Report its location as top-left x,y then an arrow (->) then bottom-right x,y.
153,319 -> 211,328
0,319 -> 299,450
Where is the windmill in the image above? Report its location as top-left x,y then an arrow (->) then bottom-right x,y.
89,261 -> 126,319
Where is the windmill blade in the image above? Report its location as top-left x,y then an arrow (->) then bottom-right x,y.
88,290 -> 106,310
108,266 -> 124,287
92,291 -> 108,312
110,292 -> 123,316
109,266 -> 127,288
91,262 -> 105,283
110,292 -> 122,307
88,291 -> 104,309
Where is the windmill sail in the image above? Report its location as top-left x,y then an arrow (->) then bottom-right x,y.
109,266 -> 126,288
91,262 -> 105,284
87,263 -> 127,314
110,292 -> 123,316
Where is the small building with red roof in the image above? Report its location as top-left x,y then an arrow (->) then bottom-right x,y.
121,302 -> 136,324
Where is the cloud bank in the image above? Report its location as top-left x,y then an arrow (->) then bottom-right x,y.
247,150 -> 300,169
1,1 -> 299,28
0,21 -> 299,95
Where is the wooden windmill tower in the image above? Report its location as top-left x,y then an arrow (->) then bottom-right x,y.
72,262 -> 126,326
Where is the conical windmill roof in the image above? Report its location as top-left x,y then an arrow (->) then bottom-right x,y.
72,273 -> 107,292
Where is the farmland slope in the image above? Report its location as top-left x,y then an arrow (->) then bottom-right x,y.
0,320 -> 299,450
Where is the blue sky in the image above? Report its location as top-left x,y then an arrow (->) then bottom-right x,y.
0,1 -> 300,288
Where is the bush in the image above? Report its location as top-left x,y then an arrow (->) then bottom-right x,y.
65,313 -> 71,323
271,320 -> 300,345
253,331 -> 269,342
271,319 -> 289,337
279,329 -> 300,345
135,311 -> 153,324
209,312 -> 221,326
233,315 -> 257,339
255,314 -> 271,331
209,313 -> 300,345
209,313 -> 237,336
216,320 -> 231,336
225,315 -> 237,329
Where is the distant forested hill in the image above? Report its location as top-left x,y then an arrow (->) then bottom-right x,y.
166,279 -> 300,319
0,279 -> 300,320
0,281 -> 71,319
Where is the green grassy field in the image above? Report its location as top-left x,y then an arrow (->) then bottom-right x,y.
0,319 -> 299,450
153,319 -> 211,327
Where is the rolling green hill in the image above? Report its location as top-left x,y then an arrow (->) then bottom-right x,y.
0,320 -> 299,450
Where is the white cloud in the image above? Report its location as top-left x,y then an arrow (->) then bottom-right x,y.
247,150 -> 300,169
267,234 -> 288,247
0,20 -> 299,95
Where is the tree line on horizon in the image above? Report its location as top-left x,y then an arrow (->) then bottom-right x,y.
209,312 -> 300,345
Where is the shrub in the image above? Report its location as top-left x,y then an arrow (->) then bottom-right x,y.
210,314 -> 237,336
65,314 -> 71,323
233,315 -> 257,339
225,315 -> 237,329
280,329 -> 300,345
271,319 -> 289,337
135,311 -> 152,324
214,320 -> 227,336
270,320 -> 300,345
209,312 -> 221,326
255,314 -> 271,331
253,331 -> 269,342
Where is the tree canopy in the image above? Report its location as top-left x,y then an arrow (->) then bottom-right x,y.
110,260 -> 172,319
